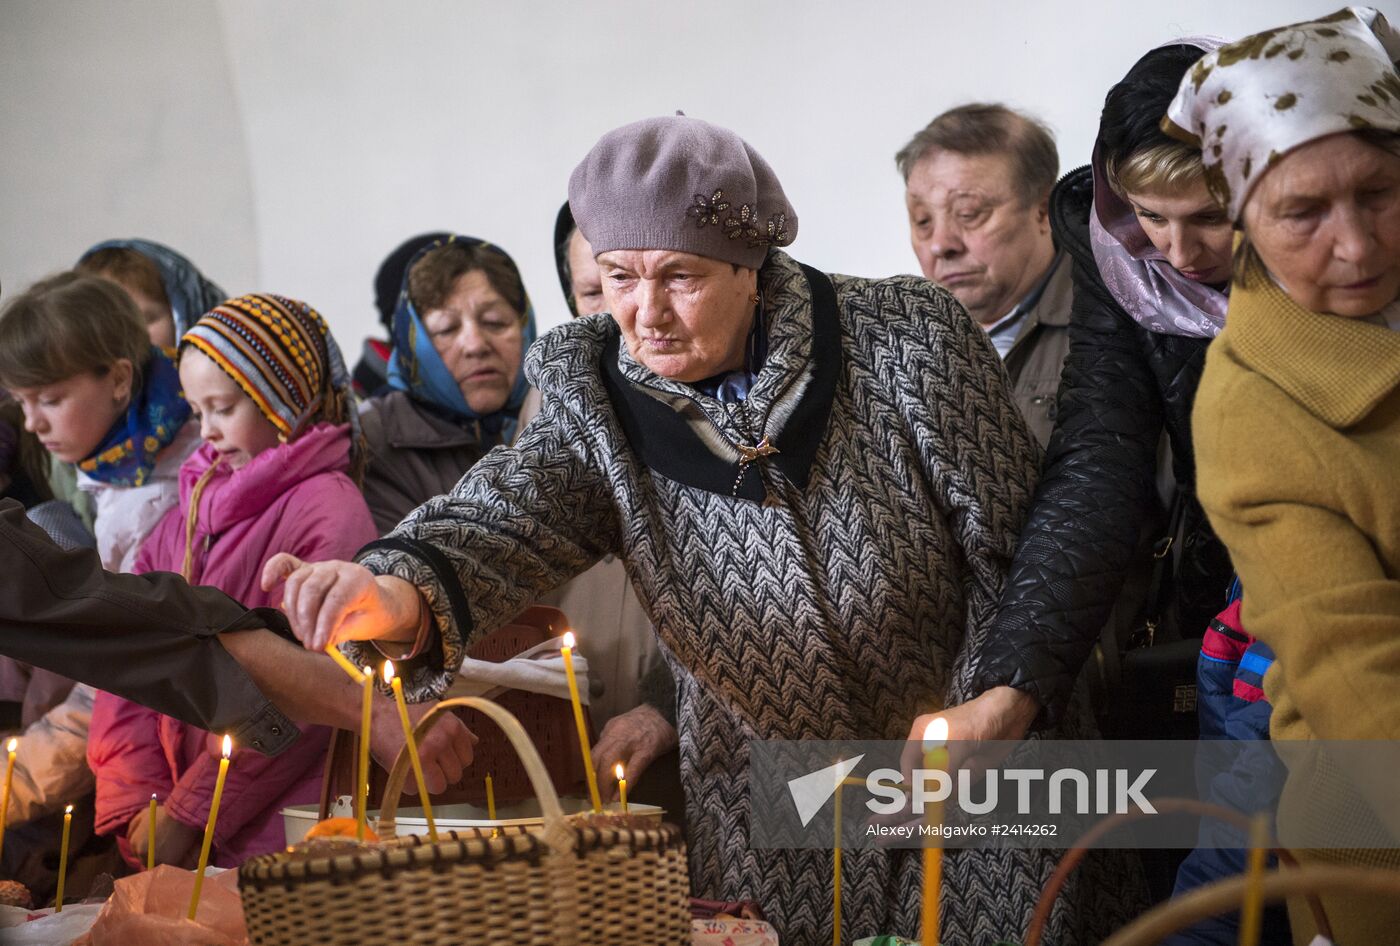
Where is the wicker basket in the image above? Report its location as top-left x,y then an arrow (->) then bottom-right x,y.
240,696 -> 691,946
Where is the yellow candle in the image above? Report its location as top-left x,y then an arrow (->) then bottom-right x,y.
1239,813 -> 1270,946
615,763 -> 628,814
485,772 -> 497,838
920,718 -> 949,946
0,737 -> 17,864
147,794 -> 157,871
325,643 -> 364,683
385,661 -> 437,842
834,769 -> 844,946
187,736 -> 232,921
560,631 -> 602,812
54,803 -> 73,913
356,665 -> 373,842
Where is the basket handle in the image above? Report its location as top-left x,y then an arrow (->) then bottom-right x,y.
376,696 -> 567,838
1023,798 -> 1330,946
1101,864 -> 1400,946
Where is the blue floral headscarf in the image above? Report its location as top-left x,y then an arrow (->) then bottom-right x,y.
78,238 -> 226,340
386,235 -> 537,442
77,346 -> 191,487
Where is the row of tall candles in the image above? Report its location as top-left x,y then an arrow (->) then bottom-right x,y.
0,630 -> 631,919
326,630 -> 626,825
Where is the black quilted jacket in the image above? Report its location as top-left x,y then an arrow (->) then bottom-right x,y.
968,166 -> 1234,725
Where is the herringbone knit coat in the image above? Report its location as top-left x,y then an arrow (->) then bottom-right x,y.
355,251 -> 1139,945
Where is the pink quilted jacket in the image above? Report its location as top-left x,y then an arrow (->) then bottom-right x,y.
89,423 -> 376,867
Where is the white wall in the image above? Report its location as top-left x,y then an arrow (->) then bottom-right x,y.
2,0 -> 1340,349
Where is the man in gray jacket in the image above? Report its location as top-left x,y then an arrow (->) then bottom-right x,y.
897,103 -> 1073,447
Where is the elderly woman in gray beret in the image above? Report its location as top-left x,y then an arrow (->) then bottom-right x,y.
264,115 -> 1136,945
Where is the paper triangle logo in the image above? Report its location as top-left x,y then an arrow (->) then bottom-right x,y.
787,755 -> 866,828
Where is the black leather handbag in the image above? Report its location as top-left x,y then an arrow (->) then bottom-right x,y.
1096,491 -> 1203,740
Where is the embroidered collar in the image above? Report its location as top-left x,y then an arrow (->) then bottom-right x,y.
600,251 -> 841,502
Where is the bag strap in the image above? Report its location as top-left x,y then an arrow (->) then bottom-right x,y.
1127,488 -> 1188,650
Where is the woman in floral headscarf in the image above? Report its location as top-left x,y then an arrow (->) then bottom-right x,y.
357,235 -> 537,533
1173,8 -> 1400,943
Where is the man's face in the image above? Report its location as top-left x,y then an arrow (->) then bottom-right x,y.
905,150 -> 1055,325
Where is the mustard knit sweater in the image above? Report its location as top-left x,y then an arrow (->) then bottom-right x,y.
1195,272 -> 1400,745
1194,272 -> 1400,944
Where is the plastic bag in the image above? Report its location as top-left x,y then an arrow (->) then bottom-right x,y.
72,865 -> 247,946
0,903 -> 104,944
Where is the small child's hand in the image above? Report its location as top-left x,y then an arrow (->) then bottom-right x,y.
127,803 -> 200,869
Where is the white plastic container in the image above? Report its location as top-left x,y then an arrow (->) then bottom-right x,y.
282,796 -> 664,846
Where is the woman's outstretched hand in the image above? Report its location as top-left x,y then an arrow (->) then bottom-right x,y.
261,554 -> 424,651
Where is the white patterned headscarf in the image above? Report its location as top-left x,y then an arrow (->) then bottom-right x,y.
1162,6 -> 1400,222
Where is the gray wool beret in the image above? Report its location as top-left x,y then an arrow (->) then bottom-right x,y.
568,114 -> 798,270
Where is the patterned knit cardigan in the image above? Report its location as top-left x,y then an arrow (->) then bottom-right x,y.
354,250 -> 1140,946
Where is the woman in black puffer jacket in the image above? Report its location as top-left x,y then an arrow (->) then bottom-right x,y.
936,43 -> 1237,744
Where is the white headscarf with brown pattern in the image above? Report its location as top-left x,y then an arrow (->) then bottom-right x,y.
1163,6 -> 1400,222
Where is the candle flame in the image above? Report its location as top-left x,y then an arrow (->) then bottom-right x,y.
384,660 -> 396,684
363,665 -> 374,679
614,762 -> 625,780
221,735 -> 233,758
5,737 -> 16,753
65,804 -> 73,814
562,630 -> 576,649
923,717 -> 949,748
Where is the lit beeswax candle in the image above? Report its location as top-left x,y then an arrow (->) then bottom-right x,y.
615,763 -> 628,813
55,803 -> 73,913
0,738 -> 16,864
147,794 -> 157,871
187,736 -> 232,920
920,718 -> 949,946
385,661 -> 437,841
560,631 -> 602,812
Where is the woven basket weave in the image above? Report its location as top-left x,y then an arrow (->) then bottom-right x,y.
239,696 -> 691,946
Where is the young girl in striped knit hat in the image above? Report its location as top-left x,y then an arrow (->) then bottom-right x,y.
88,293 -> 377,870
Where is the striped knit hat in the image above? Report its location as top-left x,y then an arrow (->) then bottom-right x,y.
181,293 -> 358,446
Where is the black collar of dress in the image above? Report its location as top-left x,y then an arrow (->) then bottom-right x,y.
600,263 -> 841,503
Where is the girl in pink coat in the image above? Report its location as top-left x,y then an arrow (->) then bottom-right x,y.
89,293 -> 376,869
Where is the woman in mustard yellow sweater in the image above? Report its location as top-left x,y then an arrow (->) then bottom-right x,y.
1166,8 -> 1400,944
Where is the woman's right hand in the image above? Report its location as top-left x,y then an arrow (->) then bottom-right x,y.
261,555 -> 423,651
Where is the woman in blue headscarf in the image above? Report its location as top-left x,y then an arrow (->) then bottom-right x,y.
76,238 -> 226,348
358,235 -> 537,534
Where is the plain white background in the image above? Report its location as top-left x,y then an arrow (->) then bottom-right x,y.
0,0 -> 1350,347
